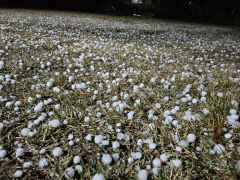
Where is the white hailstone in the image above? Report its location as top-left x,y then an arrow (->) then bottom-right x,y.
137,139 -> 143,146
231,100 -> 239,107
16,148 -> 25,157
102,140 -> 109,146
96,112 -> 102,118
128,157 -> 134,163
146,165 -> 151,170
39,158 -> 48,168
39,149 -> 46,154
117,133 -> 124,140
14,170 -> 23,178
36,94 -> 41,99
46,81 -> 53,87
49,119 -> 60,128
200,97 -> 206,102
54,104 -> 60,110
112,141 -> 120,149
236,160 -> 240,169
34,102 -> 43,112
175,146 -> 182,153
217,92 -> 223,97
28,97 -> 34,103
155,103 -> 161,109
237,146 -> 240,154
196,146 -> 202,152
171,159 -> 182,168
15,101 -> 21,106
0,150 -> 7,158
229,143 -> 234,148
201,91 -> 207,96
53,87 -> 60,93
21,128 -> 30,137
92,173 -> 105,180
52,147 -> 63,157
48,111 -> 54,117
192,98 -> 197,104
75,165 -> 83,174
69,140 -> 74,146
23,161 -> 32,168
209,149 -> 215,154
172,120 -> 178,127
150,77 -> 156,83
203,108 -> 209,115
14,106 -> 19,111
135,165 -> 141,172
112,96 -> 118,101
127,111 -> 134,120
164,96 -> 169,101
214,144 -> 225,154
0,123 -> 3,131
224,133 -> 232,139
160,153 -> 169,162
131,152 -> 142,159
149,143 -> 157,150
112,153 -> 120,161
94,135 -> 104,144
171,109 -> 177,114
85,134 -> 92,141
179,140 -> 189,148
18,143 -> 23,148
187,133 -> 196,143
153,158 -> 161,167
84,116 -> 90,123
137,169 -> 148,180
68,134 -> 74,140
139,83 -> 144,88
6,101 -> 14,107
230,109 -> 237,115
0,61 -> 4,69
65,167 -> 75,179
101,154 -> 112,165
151,167 -> 159,176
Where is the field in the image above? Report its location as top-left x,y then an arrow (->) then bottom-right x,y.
0,8 -> 240,179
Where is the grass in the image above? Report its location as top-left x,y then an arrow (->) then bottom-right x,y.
0,8 -> 240,180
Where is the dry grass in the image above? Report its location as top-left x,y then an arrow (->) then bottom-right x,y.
0,8 -> 240,180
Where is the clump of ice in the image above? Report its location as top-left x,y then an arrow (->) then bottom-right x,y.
0,61 -> 4,69
160,153 -> 169,162
16,148 -> 25,157
171,159 -> 182,168
52,147 -> 63,157
137,169 -> 148,180
92,173 -> 105,180
0,150 -> 7,158
65,167 -> 75,179
49,119 -> 60,128
73,156 -> 81,164
153,158 -> 161,167
14,170 -> 23,178
39,158 -> 49,168
187,133 -> 196,143
101,154 -> 112,165
75,165 -> 83,174
94,135 -> 104,144
214,144 -> 225,154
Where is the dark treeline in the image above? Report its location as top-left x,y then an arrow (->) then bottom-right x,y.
1,0 -> 240,25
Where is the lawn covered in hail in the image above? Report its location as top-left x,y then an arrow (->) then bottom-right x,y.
0,8 -> 240,180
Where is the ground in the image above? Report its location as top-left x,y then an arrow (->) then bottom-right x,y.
0,8 -> 240,180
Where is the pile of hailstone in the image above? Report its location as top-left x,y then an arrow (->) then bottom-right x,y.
0,8 -> 239,180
